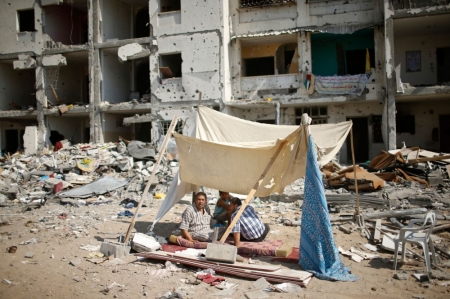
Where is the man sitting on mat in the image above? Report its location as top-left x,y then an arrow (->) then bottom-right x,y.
230,197 -> 270,247
213,191 -> 232,224
180,192 -> 214,243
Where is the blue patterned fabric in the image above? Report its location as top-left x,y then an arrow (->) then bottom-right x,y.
300,134 -> 358,281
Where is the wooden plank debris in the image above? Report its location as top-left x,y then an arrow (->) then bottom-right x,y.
373,219 -> 382,243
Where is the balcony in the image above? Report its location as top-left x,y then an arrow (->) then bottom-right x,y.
392,0 -> 449,10
241,74 -> 299,92
158,10 -> 181,26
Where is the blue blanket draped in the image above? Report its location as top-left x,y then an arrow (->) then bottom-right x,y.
300,134 -> 358,281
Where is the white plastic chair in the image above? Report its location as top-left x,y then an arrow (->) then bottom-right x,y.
393,211 -> 437,273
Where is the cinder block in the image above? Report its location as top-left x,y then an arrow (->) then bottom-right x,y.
100,241 -> 130,259
205,243 -> 237,264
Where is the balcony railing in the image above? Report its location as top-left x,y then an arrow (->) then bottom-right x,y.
392,0 -> 449,10
239,0 -> 296,9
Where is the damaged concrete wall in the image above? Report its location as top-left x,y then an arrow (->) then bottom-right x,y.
0,60 -> 36,110
47,116 -> 85,144
101,0 -> 132,41
0,0 -> 45,55
43,4 -> 87,45
396,101 -> 450,152
150,32 -> 222,103
395,33 -> 450,86
329,102 -> 385,163
102,113 -> 133,142
101,48 -> 132,104
50,56 -> 88,104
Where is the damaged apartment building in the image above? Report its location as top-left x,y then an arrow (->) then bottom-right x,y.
0,0 -> 449,164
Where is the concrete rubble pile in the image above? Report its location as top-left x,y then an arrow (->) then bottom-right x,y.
0,139 -> 179,211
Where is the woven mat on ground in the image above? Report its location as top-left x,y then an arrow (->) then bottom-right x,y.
175,236 -> 283,256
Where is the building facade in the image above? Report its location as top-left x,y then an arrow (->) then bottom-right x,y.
0,0 -> 449,164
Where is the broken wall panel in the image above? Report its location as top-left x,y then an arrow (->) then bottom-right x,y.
0,119 -> 37,154
47,116 -> 87,144
309,0 -> 373,16
101,48 -> 132,104
0,60 -> 36,111
43,3 -> 88,45
239,4 -> 298,24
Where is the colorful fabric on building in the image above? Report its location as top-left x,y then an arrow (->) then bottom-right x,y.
314,74 -> 369,96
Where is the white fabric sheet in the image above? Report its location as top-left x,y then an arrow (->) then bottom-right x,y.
150,107 -> 351,230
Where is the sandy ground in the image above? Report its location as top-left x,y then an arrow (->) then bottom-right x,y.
0,196 -> 449,299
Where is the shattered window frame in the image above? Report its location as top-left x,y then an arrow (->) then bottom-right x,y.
295,106 -> 328,125
162,120 -> 183,135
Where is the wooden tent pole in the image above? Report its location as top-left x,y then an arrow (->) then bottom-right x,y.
350,126 -> 361,216
123,115 -> 178,243
219,140 -> 287,244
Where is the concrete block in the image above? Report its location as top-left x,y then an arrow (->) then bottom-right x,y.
100,241 -> 130,259
42,54 -> 67,67
118,43 -> 150,62
23,126 -> 38,155
13,58 -> 36,70
205,243 -> 237,264
18,54 -> 31,61
132,233 -> 161,253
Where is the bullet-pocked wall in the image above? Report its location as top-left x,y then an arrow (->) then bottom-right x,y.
101,0 -> 150,41
0,59 -> 36,110
0,0 -> 45,55
150,32 -> 222,102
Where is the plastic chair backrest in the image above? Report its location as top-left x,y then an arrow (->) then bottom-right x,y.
423,211 -> 436,240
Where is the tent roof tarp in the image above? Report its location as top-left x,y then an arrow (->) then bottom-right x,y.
151,107 -> 352,230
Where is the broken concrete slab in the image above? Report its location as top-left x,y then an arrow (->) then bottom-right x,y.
132,233 -> 161,253
118,43 -> 150,62
13,57 -> 37,70
23,127 -> 38,155
42,54 -> 67,67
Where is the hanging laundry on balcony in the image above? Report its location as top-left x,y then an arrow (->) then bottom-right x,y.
314,74 -> 370,96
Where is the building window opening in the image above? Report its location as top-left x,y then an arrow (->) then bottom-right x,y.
18,9 -> 35,32
372,115 -> 383,143
243,57 -> 275,77
311,28 -> 374,77
295,106 -> 327,124
346,49 -> 375,75
437,47 -> 450,84
135,7 -> 150,38
396,115 -> 415,135
43,3 -> 88,45
162,120 -> 183,135
159,53 -> 182,79
276,43 -> 298,75
160,0 -> 181,12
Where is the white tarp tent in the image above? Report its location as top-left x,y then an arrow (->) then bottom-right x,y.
150,107 -> 352,230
